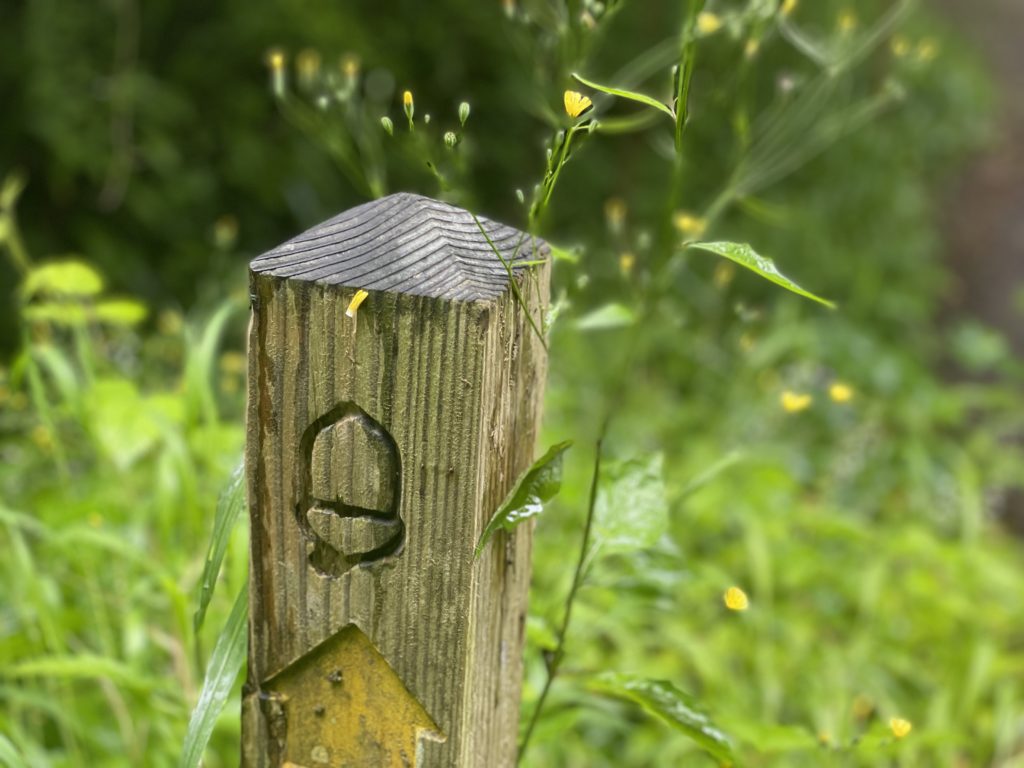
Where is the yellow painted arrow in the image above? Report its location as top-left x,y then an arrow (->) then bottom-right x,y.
265,624 -> 445,767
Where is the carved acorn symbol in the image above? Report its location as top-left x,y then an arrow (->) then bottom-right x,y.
299,403 -> 403,575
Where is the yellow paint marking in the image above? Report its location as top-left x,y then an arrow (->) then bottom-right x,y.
265,624 -> 444,767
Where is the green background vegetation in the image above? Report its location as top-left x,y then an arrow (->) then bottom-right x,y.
2,0 -> 1023,765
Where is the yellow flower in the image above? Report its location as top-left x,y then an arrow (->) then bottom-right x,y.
296,49 -> 321,82
266,48 -> 285,71
724,586 -> 749,611
604,197 -> 627,230
889,717 -> 912,739
917,39 -> 939,62
713,261 -> 735,288
780,0 -> 798,17
672,211 -> 707,238
891,35 -> 910,58
342,54 -> 360,79
744,38 -> 761,59
829,381 -> 854,403
696,12 -> 722,35
346,289 -> 369,318
564,90 -> 592,119
619,252 -> 635,277
837,10 -> 857,33
781,390 -> 812,413
403,90 -> 413,107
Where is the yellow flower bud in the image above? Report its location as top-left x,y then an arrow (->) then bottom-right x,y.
781,390 -> 812,413
724,586 -> 749,611
889,717 -> 912,739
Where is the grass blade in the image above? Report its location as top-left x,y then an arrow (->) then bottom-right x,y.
179,582 -> 248,768
571,73 -> 675,120
194,459 -> 246,635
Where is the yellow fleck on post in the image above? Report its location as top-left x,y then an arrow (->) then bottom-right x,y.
829,381 -> 854,403
781,390 -> 812,413
889,717 -> 912,739
563,90 -> 592,119
345,289 -> 369,318
696,12 -> 723,35
673,211 -> 707,238
724,586 -> 749,611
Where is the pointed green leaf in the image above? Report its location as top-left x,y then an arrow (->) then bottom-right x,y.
94,298 -> 148,326
689,241 -> 835,308
593,453 -> 667,556
572,73 -> 675,120
575,303 -> 636,331
22,259 -> 104,298
590,673 -> 734,762
194,460 -> 246,635
475,441 -> 572,557
180,583 -> 248,768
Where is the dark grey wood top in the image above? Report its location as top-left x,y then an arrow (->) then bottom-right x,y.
251,193 -> 545,301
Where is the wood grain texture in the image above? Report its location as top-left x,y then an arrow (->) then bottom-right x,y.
243,193 -> 549,767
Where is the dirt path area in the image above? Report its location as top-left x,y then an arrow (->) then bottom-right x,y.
932,0 -> 1024,353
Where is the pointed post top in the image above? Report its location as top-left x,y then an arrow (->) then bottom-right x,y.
251,192 -> 545,302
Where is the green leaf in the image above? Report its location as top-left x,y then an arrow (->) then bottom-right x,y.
475,441 -> 572,557
85,378 -> 162,471
21,302 -> 89,326
22,259 -> 104,298
688,241 -> 835,308
590,673 -> 734,763
4,655 -> 156,692
571,73 -> 675,120
575,303 -> 636,331
180,583 -> 248,768
592,453 -> 668,556
194,460 -> 246,635
93,298 -> 148,326
0,733 -> 28,768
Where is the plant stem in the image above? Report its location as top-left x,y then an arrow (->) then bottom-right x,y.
518,429 -> 604,763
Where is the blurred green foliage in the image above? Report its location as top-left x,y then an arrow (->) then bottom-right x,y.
2,0 -> 1024,766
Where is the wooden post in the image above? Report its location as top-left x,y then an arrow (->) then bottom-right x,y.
242,193 -> 549,767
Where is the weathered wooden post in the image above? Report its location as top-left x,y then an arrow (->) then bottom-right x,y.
242,192 -> 549,767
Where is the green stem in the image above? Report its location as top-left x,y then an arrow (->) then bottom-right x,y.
518,430 -> 604,763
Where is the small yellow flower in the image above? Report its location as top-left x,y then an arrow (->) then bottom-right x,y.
342,54 -> 360,79
916,39 -> 939,62
619,252 -> 636,277
829,381 -> 854,403
713,261 -> 735,288
403,90 -> 414,107
817,731 -> 832,746
837,10 -> 857,34
744,38 -> 761,59
696,11 -> 722,35
780,0 -> 798,17
672,211 -> 707,238
889,717 -> 912,739
564,90 -> 593,119
723,586 -> 749,611
781,390 -> 812,413
266,48 -> 286,71
890,35 -> 910,58
604,197 -> 627,230
296,49 -> 321,82
219,351 -> 247,375
346,289 -> 370,318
